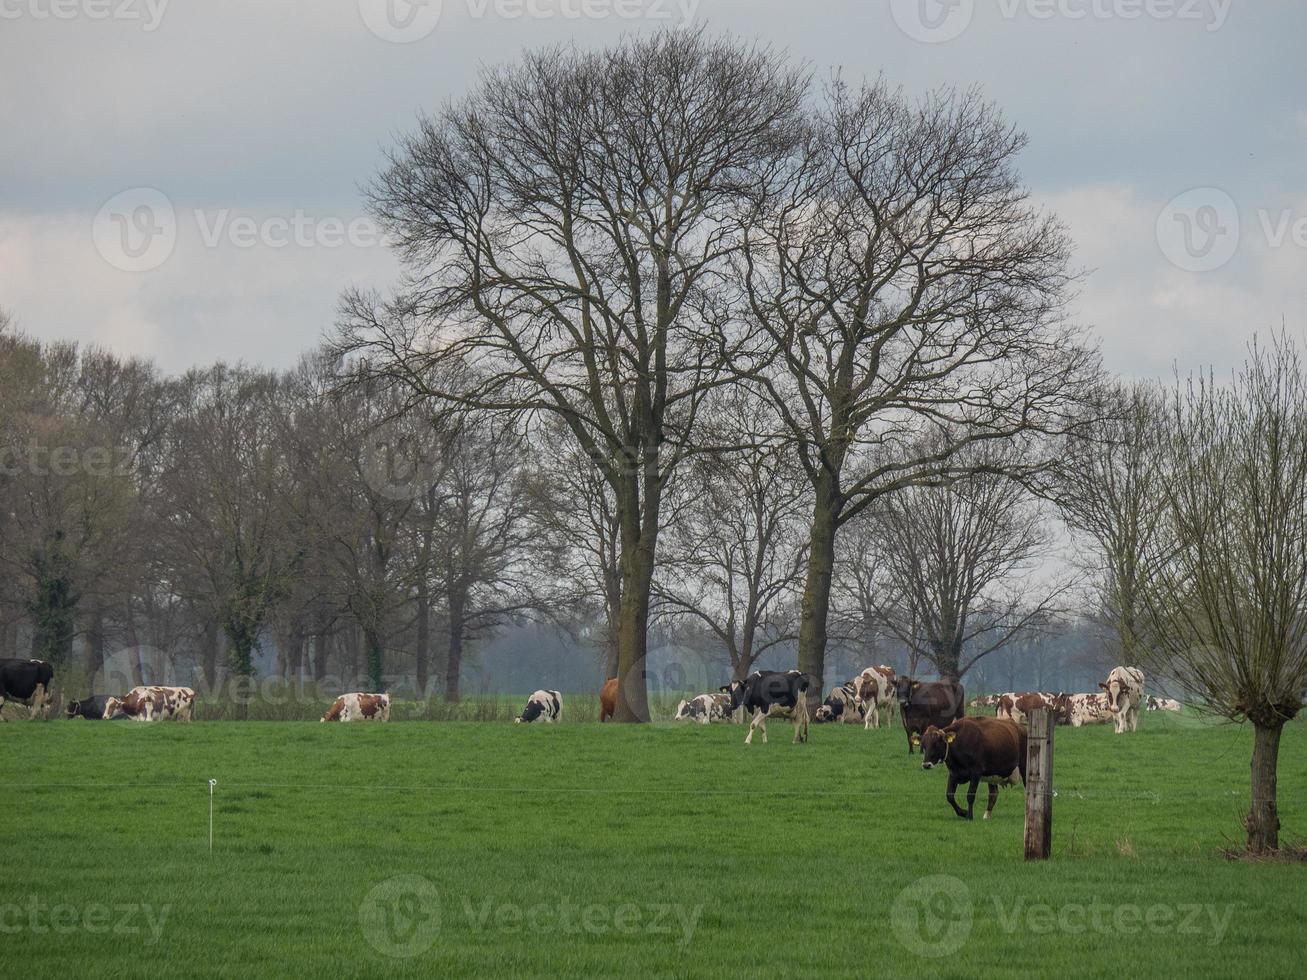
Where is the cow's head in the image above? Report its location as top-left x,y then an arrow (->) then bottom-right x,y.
719,680 -> 747,713
518,698 -> 543,724
913,725 -> 955,769
894,676 -> 918,707
1099,676 -> 1131,713
65,700 -> 81,719
103,697 -> 124,720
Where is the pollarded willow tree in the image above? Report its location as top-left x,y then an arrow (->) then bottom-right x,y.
1140,335 -> 1307,855
739,79 -> 1098,702
336,31 -> 808,720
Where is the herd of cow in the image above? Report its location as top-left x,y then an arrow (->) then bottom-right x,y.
4,654 -> 1172,822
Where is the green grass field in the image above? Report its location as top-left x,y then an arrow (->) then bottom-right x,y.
4,712 -> 1306,978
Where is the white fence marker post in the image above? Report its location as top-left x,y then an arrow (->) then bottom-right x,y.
208,779 -> 217,856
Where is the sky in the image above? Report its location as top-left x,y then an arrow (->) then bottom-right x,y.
2,0 -> 1305,378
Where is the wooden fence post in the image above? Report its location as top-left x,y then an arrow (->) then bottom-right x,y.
1024,706 -> 1054,860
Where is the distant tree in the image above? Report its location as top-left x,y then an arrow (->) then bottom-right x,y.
1052,382 -> 1167,666
523,418 -> 623,678
856,443 -> 1072,681
655,395 -> 808,682
158,366 -> 299,709
1139,336 -> 1307,855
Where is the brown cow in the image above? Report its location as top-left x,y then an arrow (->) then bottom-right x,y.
914,716 -> 1028,820
895,677 -> 965,754
599,677 -> 618,722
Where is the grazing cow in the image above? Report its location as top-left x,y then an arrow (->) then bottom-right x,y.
1062,692 -> 1114,727
852,665 -> 897,729
720,670 -> 810,745
895,677 -> 965,754
599,677 -> 619,722
320,692 -> 390,723
996,692 -> 1069,726
106,686 -> 196,722
914,716 -> 1028,820
1099,666 -> 1145,734
0,658 -> 55,720
1146,696 -> 1182,712
968,694 -> 1005,710
516,689 -> 562,724
65,695 -> 118,720
674,693 -> 732,724
814,682 -> 865,724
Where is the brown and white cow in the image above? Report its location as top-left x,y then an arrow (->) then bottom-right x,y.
1062,692 -> 1114,727
996,692 -> 1068,726
321,692 -> 390,723
106,686 -> 196,722
1146,696 -> 1182,712
913,716 -> 1028,820
852,665 -> 897,729
968,694 -> 1006,710
1100,666 -> 1145,734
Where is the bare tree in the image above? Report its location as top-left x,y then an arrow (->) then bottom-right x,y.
158,366 -> 299,707
1052,382 -> 1167,666
739,78 -> 1097,701
1139,336 -> 1307,855
856,444 -> 1072,681
655,395 -> 808,681
336,31 -> 807,720
523,418 -> 623,678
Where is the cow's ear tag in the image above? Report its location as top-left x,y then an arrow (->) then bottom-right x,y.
910,734 -> 921,745
945,733 -> 956,744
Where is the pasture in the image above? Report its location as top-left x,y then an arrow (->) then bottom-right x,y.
4,712 -> 1306,978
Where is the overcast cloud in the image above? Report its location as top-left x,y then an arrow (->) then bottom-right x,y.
2,0 -> 1304,376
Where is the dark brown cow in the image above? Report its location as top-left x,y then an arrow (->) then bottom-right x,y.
599,677 -> 618,722
895,677 -> 965,754
914,716 -> 1028,820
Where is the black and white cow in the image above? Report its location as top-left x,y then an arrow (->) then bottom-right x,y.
814,682 -> 864,724
674,693 -> 732,724
721,670 -> 810,745
65,695 -> 118,720
0,659 -> 55,720
515,689 -> 561,724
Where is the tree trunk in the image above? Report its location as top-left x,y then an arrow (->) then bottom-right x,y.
445,589 -> 466,703
365,626 -> 385,694
201,619 -> 220,695
415,580 -> 431,697
797,484 -> 839,711
1247,721 -> 1283,854
613,535 -> 655,723
85,605 -> 105,692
